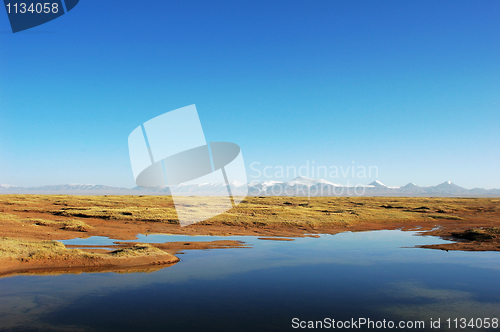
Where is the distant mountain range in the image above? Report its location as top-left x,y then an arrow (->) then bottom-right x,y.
1,177 -> 499,197
246,177 -> 500,197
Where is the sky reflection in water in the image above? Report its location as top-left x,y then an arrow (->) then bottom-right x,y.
0,230 -> 499,331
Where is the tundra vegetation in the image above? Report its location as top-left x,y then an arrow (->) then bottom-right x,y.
0,195 -> 499,273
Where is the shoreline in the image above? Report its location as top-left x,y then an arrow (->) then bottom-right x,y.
0,238 -> 249,278
1,195 -> 499,276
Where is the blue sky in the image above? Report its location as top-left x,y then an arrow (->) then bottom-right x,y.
1,0 -> 499,188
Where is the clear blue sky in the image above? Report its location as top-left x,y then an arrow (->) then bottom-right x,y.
1,0 -> 499,188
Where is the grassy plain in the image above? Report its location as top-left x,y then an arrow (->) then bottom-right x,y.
0,195 -> 499,275
3,194 -> 497,224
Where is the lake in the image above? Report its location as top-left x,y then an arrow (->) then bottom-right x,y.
0,230 -> 499,331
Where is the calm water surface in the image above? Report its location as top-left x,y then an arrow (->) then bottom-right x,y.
0,230 -> 499,331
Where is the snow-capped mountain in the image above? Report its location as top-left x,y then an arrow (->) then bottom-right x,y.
0,184 -> 17,189
0,178 -> 499,197
248,177 -> 499,197
368,180 -> 401,189
287,176 -> 340,187
368,180 -> 386,187
427,181 -> 470,194
402,182 -> 419,189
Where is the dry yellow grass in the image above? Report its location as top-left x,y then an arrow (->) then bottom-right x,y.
108,244 -> 167,258
0,211 -> 94,232
31,219 -> 93,232
0,213 -> 22,222
0,237 -> 95,261
1,195 -> 498,228
200,196 -> 484,227
0,237 -> 169,262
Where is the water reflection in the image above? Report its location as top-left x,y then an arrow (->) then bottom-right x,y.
0,230 -> 499,331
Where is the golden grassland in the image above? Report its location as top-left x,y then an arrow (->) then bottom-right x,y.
0,194 -> 499,271
3,194 -> 498,227
0,237 -> 169,261
0,235 -> 174,276
0,237 -> 93,261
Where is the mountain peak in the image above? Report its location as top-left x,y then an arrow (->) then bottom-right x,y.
262,180 -> 283,187
369,180 -> 386,187
288,176 -> 338,187
293,176 -> 312,180
288,176 -> 317,186
436,181 -> 455,187
229,180 -> 245,187
0,184 -> 17,188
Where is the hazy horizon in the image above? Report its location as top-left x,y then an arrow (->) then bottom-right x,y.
1,177 -> 498,191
